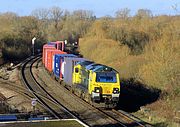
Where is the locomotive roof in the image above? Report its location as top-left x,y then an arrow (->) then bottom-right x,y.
86,63 -> 117,73
92,65 -> 116,72
55,54 -> 77,57
76,61 -> 94,66
85,63 -> 102,70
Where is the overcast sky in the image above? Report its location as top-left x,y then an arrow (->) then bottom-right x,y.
0,0 -> 179,17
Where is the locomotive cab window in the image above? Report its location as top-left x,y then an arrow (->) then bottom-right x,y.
96,72 -> 117,83
75,68 -> 79,73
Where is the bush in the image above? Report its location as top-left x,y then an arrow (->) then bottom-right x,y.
108,26 -> 149,54
79,38 -> 144,79
138,40 -> 180,95
1,34 -> 31,61
79,38 -> 130,63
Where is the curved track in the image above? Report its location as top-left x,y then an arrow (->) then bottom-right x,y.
21,56 -> 151,127
35,59 -> 152,127
21,56 -> 81,120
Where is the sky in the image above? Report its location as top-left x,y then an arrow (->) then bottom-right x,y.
0,0 -> 179,17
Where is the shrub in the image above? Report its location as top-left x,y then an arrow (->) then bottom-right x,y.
79,38 -> 130,63
1,34 -> 30,61
108,26 -> 149,54
138,40 -> 180,95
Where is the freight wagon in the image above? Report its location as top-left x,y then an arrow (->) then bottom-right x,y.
42,41 -> 120,108
51,41 -> 65,51
53,54 -> 77,79
63,57 -> 85,87
45,49 -> 67,72
42,43 -> 56,64
42,41 -> 65,64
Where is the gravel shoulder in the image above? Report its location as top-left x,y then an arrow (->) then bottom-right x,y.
0,65 -> 42,114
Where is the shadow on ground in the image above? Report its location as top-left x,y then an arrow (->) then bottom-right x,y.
116,78 -> 161,112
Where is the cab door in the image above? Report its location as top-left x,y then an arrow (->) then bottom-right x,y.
73,66 -> 81,84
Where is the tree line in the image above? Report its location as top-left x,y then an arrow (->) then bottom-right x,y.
0,7 -> 95,61
0,7 -> 179,60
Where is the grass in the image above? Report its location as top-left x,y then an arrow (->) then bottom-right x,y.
0,120 -> 84,127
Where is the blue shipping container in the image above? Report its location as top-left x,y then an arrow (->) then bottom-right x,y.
0,115 -> 17,121
53,54 -> 77,78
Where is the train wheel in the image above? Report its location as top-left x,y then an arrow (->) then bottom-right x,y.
80,90 -> 85,99
84,93 -> 89,102
73,88 -> 78,96
77,89 -> 81,97
70,86 -> 74,93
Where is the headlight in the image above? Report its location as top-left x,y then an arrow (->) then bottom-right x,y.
94,87 -> 100,93
113,88 -> 119,94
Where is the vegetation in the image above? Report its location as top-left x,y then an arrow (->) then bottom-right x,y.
79,10 -> 180,126
0,7 -> 179,126
0,8 -> 94,61
0,13 -> 46,61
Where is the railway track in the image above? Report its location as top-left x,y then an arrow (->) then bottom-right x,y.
21,56 -> 81,120
30,58 -> 151,127
0,80 -> 70,110
0,80 -> 33,99
100,109 -> 150,127
19,55 -> 151,126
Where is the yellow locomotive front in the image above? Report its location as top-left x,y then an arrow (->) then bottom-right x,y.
72,61 -> 120,107
88,67 -> 120,105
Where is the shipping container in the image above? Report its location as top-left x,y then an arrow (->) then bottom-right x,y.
45,49 -> 67,72
51,41 -> 65,51
42,43 -> 56,64
53,54 -> 77,79
42,41 -> 65,64
0,115 -> 17,121
44,47 -> 56,66
63,57 -> 85,86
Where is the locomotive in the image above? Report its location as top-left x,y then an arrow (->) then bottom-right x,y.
42,41 -> 120,107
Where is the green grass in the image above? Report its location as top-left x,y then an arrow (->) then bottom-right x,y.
0,120 -> 84,127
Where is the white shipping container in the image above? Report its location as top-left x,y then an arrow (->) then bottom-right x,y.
64,57 -> 85,86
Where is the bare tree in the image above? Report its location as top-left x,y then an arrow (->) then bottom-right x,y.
115,8 -> 130,20
31,8 -> 50,20
72,10 -> 94,20
172,3 -> 180,14
136,9 -> 153,19
49,6 -> 63,29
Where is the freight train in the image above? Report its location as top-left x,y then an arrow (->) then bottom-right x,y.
42,41 -> 120,108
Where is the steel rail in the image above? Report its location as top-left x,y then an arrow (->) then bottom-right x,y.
21,56 -> 89,126
21,56 -> 60,119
